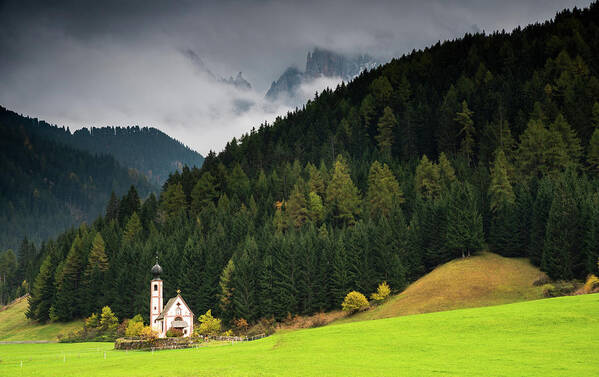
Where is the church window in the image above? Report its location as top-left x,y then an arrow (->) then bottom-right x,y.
154,284 -> 158,291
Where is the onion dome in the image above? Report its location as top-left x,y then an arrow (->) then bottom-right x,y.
151,257 -> 163,277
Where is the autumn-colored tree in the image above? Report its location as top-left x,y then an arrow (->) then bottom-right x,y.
341,291 -> 370,313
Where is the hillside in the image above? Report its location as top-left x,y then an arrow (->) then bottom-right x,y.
0,106 -> 204,185
0,297 -> 82,341
336,251 -> 547,323
0,108 -> 154,251
1,294 -> 598,376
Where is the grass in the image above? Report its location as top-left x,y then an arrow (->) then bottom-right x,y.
0,297 -> 83,341
336,251 -> 548,324
0,294 -> 597,376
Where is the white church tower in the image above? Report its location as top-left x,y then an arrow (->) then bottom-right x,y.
150,258 -> 164,334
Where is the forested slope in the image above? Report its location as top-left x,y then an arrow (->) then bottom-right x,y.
0,107 -> 204,185
23,3 -> 599,326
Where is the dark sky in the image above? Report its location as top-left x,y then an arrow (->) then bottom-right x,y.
0,0 -> 590,154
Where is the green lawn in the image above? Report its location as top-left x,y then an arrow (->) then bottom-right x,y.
1,294 -> 597,376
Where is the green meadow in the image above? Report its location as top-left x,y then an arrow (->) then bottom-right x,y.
1,294 -> 597,377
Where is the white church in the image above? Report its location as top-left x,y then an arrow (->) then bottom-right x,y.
150,260 -> 195,338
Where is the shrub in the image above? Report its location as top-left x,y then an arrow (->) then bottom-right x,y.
125,319 -> 145,337
342,291 -> 370,313
198,309 -> 221,336
139,326 -> 158,341
247,317 -> 276,336
583,275 -> 599,294
166,328 -> 183,337
233,318 -> 249,334
370,282 -> 391,302
85,313 -> 99,329
543,281 -> 576,297
533,275 -> 551,286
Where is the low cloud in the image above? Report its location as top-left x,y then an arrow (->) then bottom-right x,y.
0,0 -> 590,154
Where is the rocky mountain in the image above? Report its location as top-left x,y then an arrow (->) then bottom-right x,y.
266,48 -> 379,102
219,72 -> 252,90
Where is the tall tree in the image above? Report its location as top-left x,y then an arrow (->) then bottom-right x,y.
455,101 -> 476,164
366,161 -> 404,218
375,107 -> 397,157
326,156 -> 361,226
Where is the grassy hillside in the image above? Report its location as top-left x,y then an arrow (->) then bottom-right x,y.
1,294 -> 597,376
337,251 -> 547,324
0,297 -> 82,341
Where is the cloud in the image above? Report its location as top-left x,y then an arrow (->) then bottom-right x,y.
0,0 -> 591,154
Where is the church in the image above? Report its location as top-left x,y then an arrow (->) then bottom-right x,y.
150,260 -> 195,338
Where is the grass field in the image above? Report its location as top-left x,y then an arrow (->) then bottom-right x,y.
1,294 -> 597,376
336,251 -> 548,324
0,297 -> 83,341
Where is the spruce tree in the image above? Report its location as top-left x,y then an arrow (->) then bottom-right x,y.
286,184 -> 309,228
446,183 -> 484,258
414,155 -> 441,200
366,161 -> 404,218
375,107 -> 397,157
191,172 -> 218,214
438,152 -> 457,191
105,192 -> 119,222
52,234 -> 87,321
455,101 -> 476,164
325,156 -> 361,226
588,129 -> 599,173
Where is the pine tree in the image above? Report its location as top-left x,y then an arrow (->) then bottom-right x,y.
414,155 -> 441,200
306,162 -> 326,197
159,183 -> 186,220
227,163 -> 250,200
366,161 -> 404,218
26,249 -> 57,322
528,178 -> 553,266
231,238 -> 258,321
325,156 -> 361,226
286,184 -> 309,228
52,234 -> 87,321
375,107 -> 397,157
446,183 -> 484,258
588,129 -> 599,173
542,182 -> 582,280
122,212 -> 143,245
517,119 -> 569,178
118,186 -> 140,224
105,192 -> 119,222
455,101 -> 476,164
550,114 -> 582,165
83,233 -> 109,314
438,152 -> 457,190
307,192 -> 325,224
489,149 -> 515,212
191,172 -> 218,214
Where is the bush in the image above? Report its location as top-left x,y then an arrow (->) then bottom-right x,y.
166,328 -> 183,337
583,275 -> 599,294
233,318 -> 249,334
125,318 -> 145,338
533,275 -> 551,286
139,326 -> 158,341
543,281 -> 576,297
370,282 -> 391,302
342,291 -> 370,313
198,309 -> 221,336
247,317 -> 276,336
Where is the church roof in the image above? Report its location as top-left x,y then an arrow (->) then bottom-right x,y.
155,294 -> 194,321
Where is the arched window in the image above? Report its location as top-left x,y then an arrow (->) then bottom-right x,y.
154,284 -> 158,291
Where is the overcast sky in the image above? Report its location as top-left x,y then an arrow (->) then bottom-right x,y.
0,0 -> 591,155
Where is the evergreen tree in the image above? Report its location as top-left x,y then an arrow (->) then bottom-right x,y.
105,192 -> 119,222
227,163 -> 250,200
83,233 -> 109,314
286,184 -> 309,228
375,107 -> 397,157
26,249 -> 56,322
118,186 -> 141,224
326,156 -> 361,226
159,183 -> 186,220
528,178 -> 553,266
588,129 -> 599,174
52,234 -> 87,321
191,172 -> 218,214
366,161 -> 404,218
455,101 -> 476,164
414,155 -> 441,200
446,183 -> 484,258
122,212 -> 143,245
307,192 -> 325,224
550,114 -> 582,165
489,149 -> 515,212
438,152 -> 457,190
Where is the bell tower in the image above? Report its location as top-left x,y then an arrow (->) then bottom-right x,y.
150,257 -> 163,333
